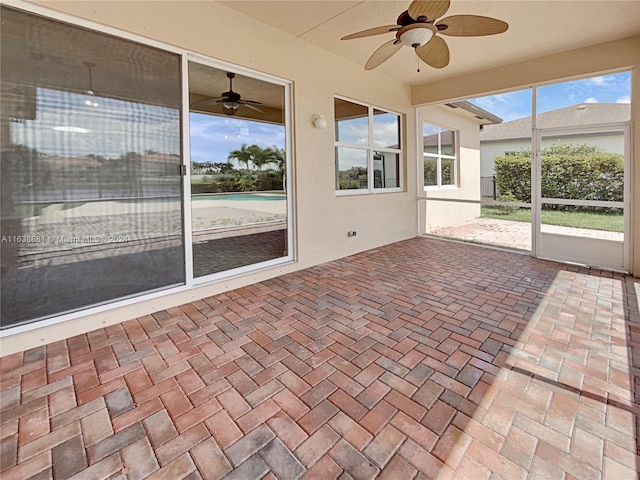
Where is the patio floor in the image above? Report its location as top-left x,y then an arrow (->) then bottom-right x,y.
1,237 -> 639,479
429,217 -> 623,252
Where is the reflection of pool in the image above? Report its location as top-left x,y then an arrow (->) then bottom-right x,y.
192,194 -> 285,202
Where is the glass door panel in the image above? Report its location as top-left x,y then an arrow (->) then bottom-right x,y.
1,6 -> 185,328
537,129 -> 627,270
475,88 -> 533,251
188,62 -> 289,278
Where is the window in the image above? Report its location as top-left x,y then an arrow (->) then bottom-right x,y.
335,97 -> 401,192
423,123 -> 457,188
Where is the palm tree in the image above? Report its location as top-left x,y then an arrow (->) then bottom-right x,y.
247,145 -> 271,171
227,144 -> 253,172
268,146 -> 286,174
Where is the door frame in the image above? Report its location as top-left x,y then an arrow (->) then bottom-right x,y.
532,123 -> 632,271
184,54 -> 296,287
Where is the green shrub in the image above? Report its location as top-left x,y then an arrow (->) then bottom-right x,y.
494,144 -> 623,211
495,191 -> 519,215
191,183 -> 214,194
494,155 -> 531,202
423,159 -> 451,186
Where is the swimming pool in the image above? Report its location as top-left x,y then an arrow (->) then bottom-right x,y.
192,193 -> 286,202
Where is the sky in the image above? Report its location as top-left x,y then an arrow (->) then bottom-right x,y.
189,113 -> 285,166
336,112 -> 401,170
469,71 -> 631,122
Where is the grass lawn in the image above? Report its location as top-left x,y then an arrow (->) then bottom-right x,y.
481,207 -> 624,232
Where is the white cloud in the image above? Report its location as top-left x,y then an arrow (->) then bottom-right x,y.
473,97 -> 494,109
587,76 -> 608,86
469,89 -> 532,122
584,97 -> 598,103
337,147 -> 367,170
339,120 -> 369,146
188,113 -> 285,163
373,120 -> 400,148
492,93 -> 513,104
616,95 -> 631,104
472,92 -> 516,110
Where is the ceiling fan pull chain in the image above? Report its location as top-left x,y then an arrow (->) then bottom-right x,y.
416,49 -> 420,72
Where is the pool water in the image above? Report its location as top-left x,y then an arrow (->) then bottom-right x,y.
192,194 -> 285,202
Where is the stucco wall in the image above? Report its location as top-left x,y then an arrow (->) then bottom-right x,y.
1,1 -> 418,355
418,105 -> 481,233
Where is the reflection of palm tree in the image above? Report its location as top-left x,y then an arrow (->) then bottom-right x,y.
269,146 -> 285,174
227,144 -> 253,172
248,145 -> 271,171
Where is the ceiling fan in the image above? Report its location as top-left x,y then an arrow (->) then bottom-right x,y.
190,72 -> 264,116
341,0 -> 508,71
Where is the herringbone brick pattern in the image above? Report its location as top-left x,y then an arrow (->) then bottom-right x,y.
1,237 -> 639,479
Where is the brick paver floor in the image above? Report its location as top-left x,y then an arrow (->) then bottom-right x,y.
430,218 -> 533,251
1,237 -> 639,479
430,217 -> 623,252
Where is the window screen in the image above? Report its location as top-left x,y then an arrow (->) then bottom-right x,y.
1,7 -> 185,327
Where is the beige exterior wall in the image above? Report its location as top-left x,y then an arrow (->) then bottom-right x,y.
413,35 -> 639,273
418,105 -> 481,233
1,1 -> 418,355
480,140 -> 530,177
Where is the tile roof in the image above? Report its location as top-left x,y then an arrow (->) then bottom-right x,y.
479,103 -> 630,142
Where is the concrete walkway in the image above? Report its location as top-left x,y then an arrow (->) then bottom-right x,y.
430,218 -> 623,252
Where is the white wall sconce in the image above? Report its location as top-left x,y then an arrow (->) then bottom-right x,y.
312,114 -> 327,129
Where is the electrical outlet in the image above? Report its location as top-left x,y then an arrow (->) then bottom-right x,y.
347,230 -> 357,237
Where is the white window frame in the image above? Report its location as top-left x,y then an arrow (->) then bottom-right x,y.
335,96 -> 403,195
186,54 -> 295,286
422,122 -> 458,190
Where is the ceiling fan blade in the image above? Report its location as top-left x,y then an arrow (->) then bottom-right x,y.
408,0 -> 450,22
341,25 -> 401,40
436,15 -> 508,36
416,36 -> 450,68
242,103 -> 266,114
365,40 -> 403,70
190,97 -> 225,108
239,99 -> 263,105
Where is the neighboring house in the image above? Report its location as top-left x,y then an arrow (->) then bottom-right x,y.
479,103 -> 630,177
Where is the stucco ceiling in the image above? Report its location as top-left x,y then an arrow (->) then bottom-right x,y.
220,0 -> 640,86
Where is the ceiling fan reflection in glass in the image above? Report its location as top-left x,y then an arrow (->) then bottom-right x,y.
191,72 -> 264,116
83,61 -> 99,107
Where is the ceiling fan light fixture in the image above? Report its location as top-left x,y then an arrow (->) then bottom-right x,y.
222,101 -> 240,110
82,61 -> 99,107
397,23 -> 436,48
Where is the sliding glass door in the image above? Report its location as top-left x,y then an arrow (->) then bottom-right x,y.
188,60 -> 290,280
1,7 -> 185,327
0,6 -> 294,329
